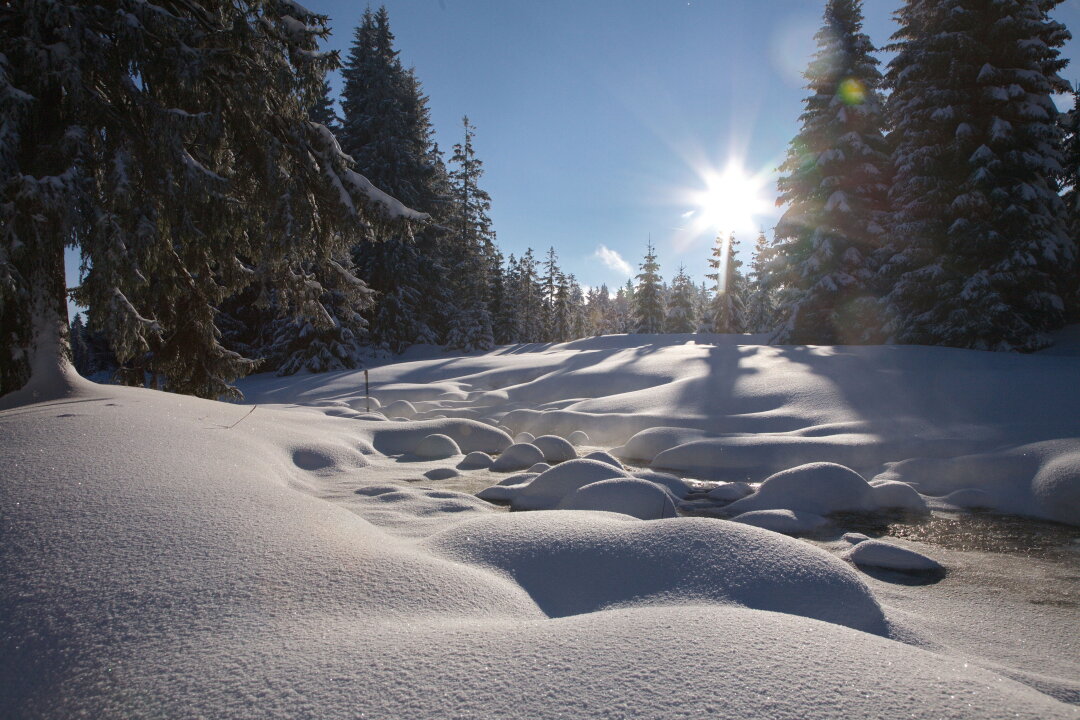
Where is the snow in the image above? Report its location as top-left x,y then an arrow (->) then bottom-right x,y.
3,332 -> 1079,717
412,433 -> 461,459
490,441 -> 545,472
843,539 -> 944,573
556,478 -> 677,519
531,433 -> 577,463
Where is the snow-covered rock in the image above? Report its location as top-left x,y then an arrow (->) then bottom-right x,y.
871,481 -> 929,515
583,450 -> 624,469
557,478 -> 677,520
613,427 -> 709,464
731,509 -> 830,536
568,430 -> 590,446
514,432 -> 536,444
424,467 -> 460,481
491,443 -> 546,472
632,470 -> 696,499
707,481 -> 754,503
842,540 -> 944,573
509,459 -> 633,511
532,434 -> 577,463
724,462 -> 875,516
527,462 -> 551,474
347,395 -> 382,412
413,434 -> 462,459
383,399 -> 417,418
458,451 -> 493,470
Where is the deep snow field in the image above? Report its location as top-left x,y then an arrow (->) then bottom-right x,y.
2,332 -> 1079,719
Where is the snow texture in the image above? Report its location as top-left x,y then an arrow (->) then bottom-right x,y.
843,539 -> 944,572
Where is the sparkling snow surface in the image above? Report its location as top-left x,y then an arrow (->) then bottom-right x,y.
2,332 -> 1079,718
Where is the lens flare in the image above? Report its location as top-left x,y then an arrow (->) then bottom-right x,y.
838,78 -> 866,106
688,161 -> 772,238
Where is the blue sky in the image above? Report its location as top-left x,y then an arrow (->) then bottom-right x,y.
300,0 -> 1080,292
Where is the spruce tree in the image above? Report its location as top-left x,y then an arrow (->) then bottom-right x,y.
1059,86 -> 1080,321
339,6 -> 446,353
882,0 -> 1074,351
666,265 -> 700,334
634,241 -> 666,334
445,116 -> 496,352
0,0 -> 420,399
744,230 -> 780,333
773,0 -> 889,345
706,233 -> 747,334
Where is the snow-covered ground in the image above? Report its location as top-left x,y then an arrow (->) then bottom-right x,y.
2,333 -> 1078,718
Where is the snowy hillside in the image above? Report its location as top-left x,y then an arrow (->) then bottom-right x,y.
2,334 -> 1078,718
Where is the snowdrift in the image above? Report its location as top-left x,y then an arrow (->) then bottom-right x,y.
2,332 -> 1079,718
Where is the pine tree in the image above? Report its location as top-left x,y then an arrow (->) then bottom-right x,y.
744,230 -> 780,333
0,0 -> 420,399
665,265 -> 699,334
513,249 -> 545,343
881,0 -> 1074,351
541,247 -> 562,341
309,76 -> 340,133
339,6 -> 446,353
634,241 -> 666,334
773,0 -> 889,345
567,276 -> 589,340
1059,86 -> 1080,321
706,233 -> 746,334
445,116 -> 496,352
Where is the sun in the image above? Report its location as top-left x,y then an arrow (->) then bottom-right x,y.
688,161 -> 772,238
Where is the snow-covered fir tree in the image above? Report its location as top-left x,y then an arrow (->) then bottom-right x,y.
665,266 -> 700,334
541,247 -> 562,341
568,276 -> 589,339
445,116 -> 496,352
587,285 -> 614,336
706,233 -> 747,334
513,249 -> 546,343
616,281 -> 636,333
339,6 -> 446,353
881,0 -> 1074,351
773,0 -> 889,345
634,241 -> 666,334
744,230 -> 780,333
0,0 -> 420,399
1059,85 -> 1080,321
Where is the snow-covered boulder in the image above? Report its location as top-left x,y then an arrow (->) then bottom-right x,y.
583,451 -> 624,469
871,481 -> 929,515
842,540 -> 944,573
842,532 -> 871,545
424,467 -> 460,481
1032,452 -> 1080,526
413,434 -> 461,459
724,462 -> 875,516
458,451 -> 493,470
557,478 -> 677,520
491,443 -> 546,472
731,509 -> 830,536
568,430 -> 590,446
632,470 -> 695,499
527,462 -> 551,474
346,395 -> 381,412
510,459 -> 633,511
383,399 -> 417,419
613,427 -> 709,464
707,482 -> 753,503
514,432 -> 536,444
532,435 -> 577,463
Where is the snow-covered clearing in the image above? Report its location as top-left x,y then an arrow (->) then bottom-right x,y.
2,332 -> 1078,718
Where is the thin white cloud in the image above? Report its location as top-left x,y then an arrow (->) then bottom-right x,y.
594,244 -> 632,276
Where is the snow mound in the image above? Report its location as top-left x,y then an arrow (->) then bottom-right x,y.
632,470 -> 696,499
731,509 -> 830,535
843,540 -> 944,573
557,478 -> 677,520
583,450 -> 624,469
871,481 -> 929,514
383,399 -> 417,418
613,427 -> 709,463
424,467 -> 460,481
568,430 -> 590,446
843,532 -> 871,544
366,417 -> 512,456
490,442 -> 546,472
507,459 -> 633,511
458,451 -> 493,470
413,433 -> 462,459
346,395 -> 381,412
527,462 -> 551,474
514,431 -> 535,444
725,462 -> 875,516
707,481 -> 754,502
425,512 -> 888,634
532,434 -> 577,463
